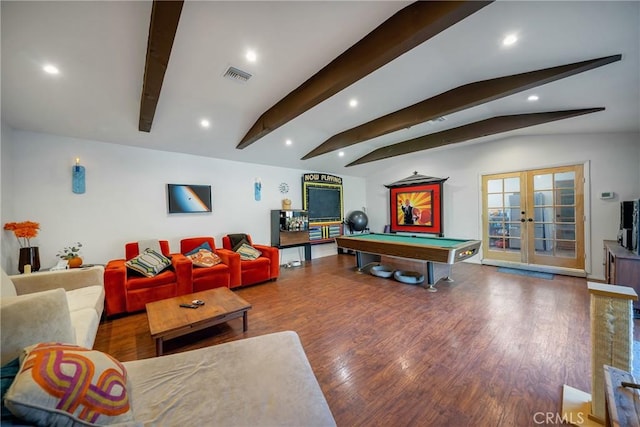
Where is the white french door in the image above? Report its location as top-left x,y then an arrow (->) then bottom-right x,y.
482,164 -> 585,270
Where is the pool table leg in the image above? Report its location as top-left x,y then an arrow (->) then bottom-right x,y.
356,252 -> 381,272
424,262 -> 454,291
425,262 -> 437,292
443,265 -> 454,282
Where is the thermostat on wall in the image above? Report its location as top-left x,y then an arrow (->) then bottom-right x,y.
600,191 -> 615,199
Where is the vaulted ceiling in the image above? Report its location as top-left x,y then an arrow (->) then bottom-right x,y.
2,1 -> 638,178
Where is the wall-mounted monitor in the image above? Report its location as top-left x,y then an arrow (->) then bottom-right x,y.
167,184 -> 212,214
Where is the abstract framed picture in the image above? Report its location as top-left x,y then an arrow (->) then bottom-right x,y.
389,182 -> 443,235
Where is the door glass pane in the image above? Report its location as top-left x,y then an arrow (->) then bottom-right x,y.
535,191 -> 553,206
487,179 -> 502,193
555,172 -> 575,188
556,207 -> 575,222
488,194 -> 503,208
534,207 -> 554,223
488,219 -> 507,249
534,223 -> 553,239
554,241 -> 576,258
488,220 -> 507,235
534,174 -> 553,190
504,177 -> 520,192
556,189 -> 575,205
534,239 -> 553,255
507,238 -> 521,252
556,224 -> 575,240
504,193 -> 519,208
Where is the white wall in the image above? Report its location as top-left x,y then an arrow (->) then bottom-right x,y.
3,128 -> 638,280
0,129 -> 366,273
365,132 -> 640,281
1,123 -> 16,273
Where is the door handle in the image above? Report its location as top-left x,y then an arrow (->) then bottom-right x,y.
520,218 -> 526,223
527,218 -> 533,222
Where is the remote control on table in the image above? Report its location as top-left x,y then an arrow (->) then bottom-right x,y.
179,303 -> 199,309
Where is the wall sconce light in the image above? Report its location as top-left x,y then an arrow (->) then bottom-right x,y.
254,177 -> 262,201
72,158 -> 85,194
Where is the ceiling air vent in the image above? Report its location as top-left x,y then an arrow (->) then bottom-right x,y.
223,66 -> 252,83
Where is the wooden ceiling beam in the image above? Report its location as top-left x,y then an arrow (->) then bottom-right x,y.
237,0 -> 493,149
139,0 -> 184,133
346,108 -> 605,166
305,55 -> 621,159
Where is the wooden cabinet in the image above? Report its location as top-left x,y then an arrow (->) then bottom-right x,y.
271,210 -> 311,260
604,240 -> 640,311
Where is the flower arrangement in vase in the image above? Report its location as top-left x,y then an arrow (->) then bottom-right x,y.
4,221 -> 40,273
57,242 -> 83,268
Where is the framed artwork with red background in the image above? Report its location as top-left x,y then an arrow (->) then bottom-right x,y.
386,174 -> 447,236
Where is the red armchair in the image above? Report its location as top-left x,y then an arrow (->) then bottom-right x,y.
222,234 -> 279,288
180,237 -> 241,290
104,240 -> 192,316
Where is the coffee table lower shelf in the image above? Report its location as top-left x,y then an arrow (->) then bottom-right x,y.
146,288 -> 252,356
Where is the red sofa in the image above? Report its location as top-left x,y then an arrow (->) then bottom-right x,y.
180,237 -> 241,290
222,234 -> 279,288
104,240 -> 192,316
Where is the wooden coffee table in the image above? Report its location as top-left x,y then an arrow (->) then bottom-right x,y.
146,287 -> 252,356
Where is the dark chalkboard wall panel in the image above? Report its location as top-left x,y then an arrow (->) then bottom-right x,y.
307,186 -> 342,222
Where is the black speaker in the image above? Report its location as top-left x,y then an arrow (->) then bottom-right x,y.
621,200 -> 634,229
621,228 -> 632,249
632,200 -> 639,255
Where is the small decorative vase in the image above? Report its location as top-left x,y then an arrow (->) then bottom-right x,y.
18,247 -> 40,274
68,257 -> 83,268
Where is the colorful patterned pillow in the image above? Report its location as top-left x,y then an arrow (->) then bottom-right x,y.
187,249 -> 222,267
4,343 -> 134,426
235,243 -> 262,260
185,241 -> 213,256
228,234 -> 250,251
125,248 -> 171,277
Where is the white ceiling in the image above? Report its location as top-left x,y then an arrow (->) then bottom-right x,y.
2,1 -> 639,178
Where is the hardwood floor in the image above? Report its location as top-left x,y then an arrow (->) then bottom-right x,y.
94,254 -> 595,426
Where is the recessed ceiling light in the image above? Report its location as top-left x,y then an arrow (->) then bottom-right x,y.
43,64 -> 59,75
285,139 -> 292,146
502,34 -> 518,46
349,99 -> 358,108
246,50 -> 257,63
338,151 -> 345,157
528,94 -> 539,102
200,119 -> 210,128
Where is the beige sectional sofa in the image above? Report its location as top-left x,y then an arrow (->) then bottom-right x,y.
1,267 -> 335,426
1,266 -> 105,365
